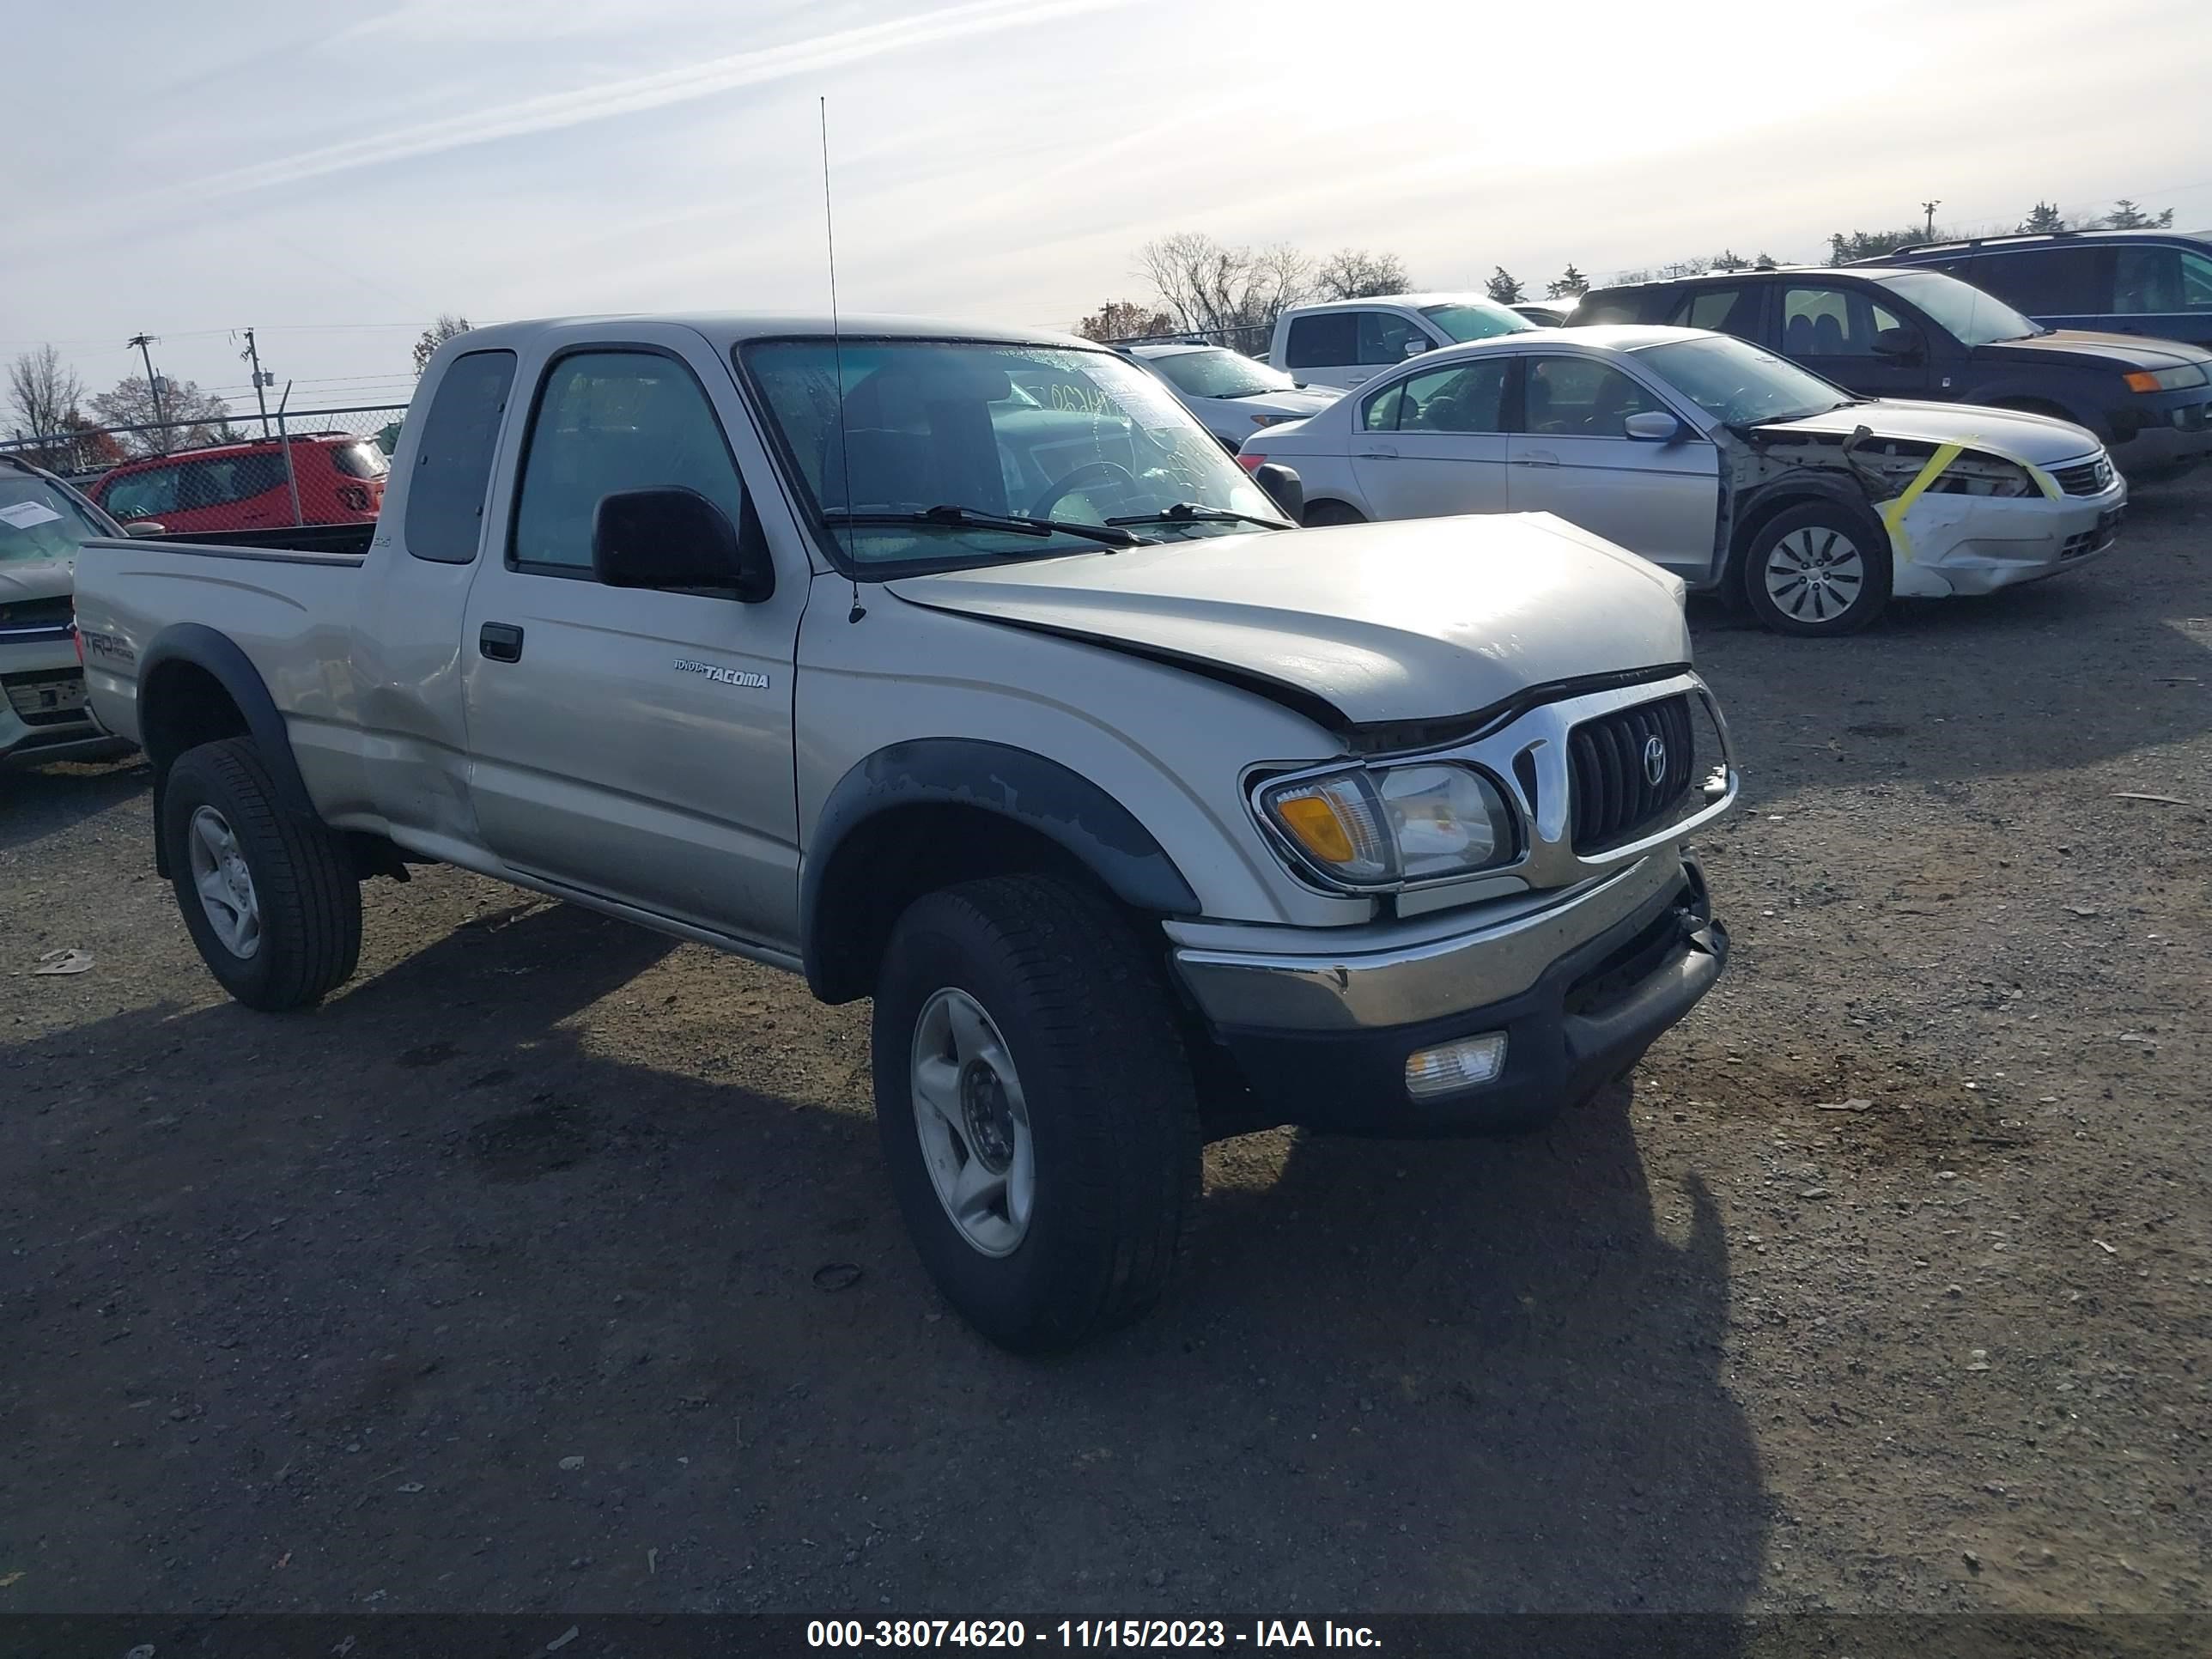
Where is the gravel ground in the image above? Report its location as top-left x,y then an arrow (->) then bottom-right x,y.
3,477 -> 2207,1621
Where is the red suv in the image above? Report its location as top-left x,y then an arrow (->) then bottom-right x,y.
88,434 -> 388,533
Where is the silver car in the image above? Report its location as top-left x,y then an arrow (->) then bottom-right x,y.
1125,343 -> 1342,451
1,456 -> 132,767
1242,325 -> 2128,636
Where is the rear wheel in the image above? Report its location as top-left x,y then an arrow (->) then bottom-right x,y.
163,738 -> 362,1011
872,875 -> 1200,1352
1741,502 -> 1892,637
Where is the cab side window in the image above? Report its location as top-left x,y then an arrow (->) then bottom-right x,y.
1355,311 -> 1426,367
510,349 -> 748,575
405,349 -> 518,564
1285,313 -> 1356,371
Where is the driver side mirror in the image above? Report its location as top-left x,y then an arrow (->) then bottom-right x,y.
1871,325 -> 1923,360
592,487 -> 775,602
1401,336 -> 1430,359
122,520 -> 168,538
1252,463 -> 1304,523
1622,410 -> 1683,443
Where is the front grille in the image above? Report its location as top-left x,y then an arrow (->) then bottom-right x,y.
3,667 -> 88,726
2061,507 -> 2124,561
1568,695 -> 1695,855
0,596 -> 72,634
2051,456 -> 2115,496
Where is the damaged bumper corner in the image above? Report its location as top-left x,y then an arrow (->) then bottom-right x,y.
1886,479 -> 2126,599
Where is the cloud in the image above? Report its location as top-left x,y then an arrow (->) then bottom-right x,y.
198,0 -> 1137,199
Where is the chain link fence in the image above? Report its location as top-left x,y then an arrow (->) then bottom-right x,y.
2,404 -> 407,528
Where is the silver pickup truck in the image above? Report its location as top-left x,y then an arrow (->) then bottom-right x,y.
76,314 -> 1739,1351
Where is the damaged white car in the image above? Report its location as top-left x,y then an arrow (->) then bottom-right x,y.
1241,325 -> 2126,636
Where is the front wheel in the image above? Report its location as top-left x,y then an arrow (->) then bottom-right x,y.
1741,502 -> 1892,637
872,876 -> 1200,1352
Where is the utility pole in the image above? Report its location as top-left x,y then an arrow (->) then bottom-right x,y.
1921,199 -> 1942,239
240,328 -> 273,439
126,332 -> 166,436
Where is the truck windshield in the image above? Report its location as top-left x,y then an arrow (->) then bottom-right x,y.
1869,270 -> 2044,345
743,339 -> 1287,570
1419,301 -> 1536,343
1633,335 -> 1855,426
0,469 -> 112,565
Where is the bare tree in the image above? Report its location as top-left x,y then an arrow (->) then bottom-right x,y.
1313,247 -> 1411,301
411,313 -> 474,376
7,346 -> 86,442
1074,299 -> 1179,343
1137,234 -> 1312,346
88,375 -> 238,457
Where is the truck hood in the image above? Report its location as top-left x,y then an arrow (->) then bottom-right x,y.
886,513 -> 1690,730
1755,399 -> 2100,464
1978,329 -> 2212,374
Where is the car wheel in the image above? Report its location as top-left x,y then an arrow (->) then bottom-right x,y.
872,875 -> 1201,1353
1741,503 -> 1892,637
1303,499 -> 1366,527
163,738 -> 362,1011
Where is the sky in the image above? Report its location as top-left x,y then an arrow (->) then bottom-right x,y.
5,0 -> 2208,429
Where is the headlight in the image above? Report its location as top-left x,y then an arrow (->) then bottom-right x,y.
1258,762 -> 1518,889
2124,365 -> 2209,392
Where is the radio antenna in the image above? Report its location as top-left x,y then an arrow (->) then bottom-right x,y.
821,95 -> 864,623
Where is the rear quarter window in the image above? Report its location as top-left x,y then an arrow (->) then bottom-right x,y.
402,349 -> 518,564
1576,292 -> 1646,325
1285,313 -> 1357,370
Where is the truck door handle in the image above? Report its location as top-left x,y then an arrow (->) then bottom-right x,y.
478,623 -> 525,663
1513,452 -> 1561,467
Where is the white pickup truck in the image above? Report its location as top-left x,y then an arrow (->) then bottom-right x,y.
76,313 -> 1738,1351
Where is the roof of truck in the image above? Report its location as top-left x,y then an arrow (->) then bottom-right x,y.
447,313 -> 1101,353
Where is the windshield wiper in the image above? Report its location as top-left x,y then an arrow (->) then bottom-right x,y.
823,504 -> 1139,548
1105,501 -> 1291,532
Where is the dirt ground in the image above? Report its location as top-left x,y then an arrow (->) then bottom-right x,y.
3,476 -> 2208,1624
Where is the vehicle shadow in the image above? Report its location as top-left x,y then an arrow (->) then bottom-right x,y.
1,900 -> 1765,1624
0,754 -> 149,854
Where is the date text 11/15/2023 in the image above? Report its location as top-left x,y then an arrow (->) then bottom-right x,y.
806,1621 -> 1382,1649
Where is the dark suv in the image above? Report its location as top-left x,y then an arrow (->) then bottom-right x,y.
1869,229 -> 2212,352
1575,264 -> 2212,483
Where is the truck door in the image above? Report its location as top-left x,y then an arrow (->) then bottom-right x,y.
459,327 -> 808,951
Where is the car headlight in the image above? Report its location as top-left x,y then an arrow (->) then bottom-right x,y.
2124,365 -> 2209,392
1258,763 -> 1518,889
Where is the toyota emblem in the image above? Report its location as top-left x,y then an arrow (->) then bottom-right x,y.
1642,734 -> 1668,786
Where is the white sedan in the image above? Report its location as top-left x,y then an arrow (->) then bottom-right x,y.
1239,325 -> 2128,636
1125,343 -> 1343,453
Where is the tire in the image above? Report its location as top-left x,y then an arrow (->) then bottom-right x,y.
1740,501 -> 1892,637
871,875 -> 1201,1353
162,738 -> 362,1012
1303,499 -> 1366,528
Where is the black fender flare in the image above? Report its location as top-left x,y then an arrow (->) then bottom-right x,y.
800,738 -> 1200,1000
139,624 -> 317,872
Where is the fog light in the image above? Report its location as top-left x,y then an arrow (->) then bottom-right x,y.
1404,1033 -> 1508,1101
